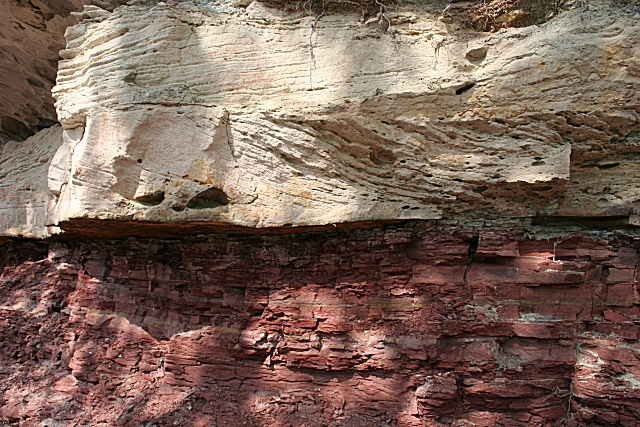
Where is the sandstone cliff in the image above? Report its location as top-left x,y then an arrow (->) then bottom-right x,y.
0,0 -> 128,145
1,0 -> 639,237
1,0 -> 640,426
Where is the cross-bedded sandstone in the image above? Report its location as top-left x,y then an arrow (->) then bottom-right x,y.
3,1 -> 639,238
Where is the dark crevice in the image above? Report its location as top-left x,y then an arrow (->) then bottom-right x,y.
473,186 -> 488,194
187,187 -> 230,209
463,234 -> 479,284
532,216 -> 634,229
135,191 -> 165,206
0,115 -> 35,142
455,83 -> 475,95
597,162 -> 620,170
467,235 -> 479,260
35,118 -> 59,132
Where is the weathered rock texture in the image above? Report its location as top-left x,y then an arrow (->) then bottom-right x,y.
0,0 -> 130,144
1,225 -> 640,426
2,0 -> 640,426
0,0 -> 79,143
1,0 -> 639,237
0,126 -> 63,239
50,0 -> 640,231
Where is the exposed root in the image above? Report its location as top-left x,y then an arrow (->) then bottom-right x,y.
375,0 -> 401,58
308,6 -> 325,89
442,0 -> 576,32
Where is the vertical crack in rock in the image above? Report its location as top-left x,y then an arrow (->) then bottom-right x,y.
463,233 -> 479,284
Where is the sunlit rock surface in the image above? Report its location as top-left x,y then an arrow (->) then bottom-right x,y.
0,126 -> 63,239
1,1 -> 640,426
12,0 -> 629,237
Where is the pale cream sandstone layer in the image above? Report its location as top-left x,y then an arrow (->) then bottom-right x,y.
1,1 -> 639,237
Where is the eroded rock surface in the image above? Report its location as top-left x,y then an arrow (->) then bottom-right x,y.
0,0 -> 83,144
0,126 -> 63,239
0,1 -> 71,142
1,1 -> 640,426
0,0 -> 130,144
1,225 -> 640,426
0,1 -> 638,238
26,0 -> 635,235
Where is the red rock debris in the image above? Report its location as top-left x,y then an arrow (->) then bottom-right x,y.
0,225 -> 639,426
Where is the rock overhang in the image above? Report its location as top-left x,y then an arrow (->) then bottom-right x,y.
0,0 -> 639,239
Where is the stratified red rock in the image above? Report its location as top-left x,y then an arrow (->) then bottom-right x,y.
0,224 -> 639,426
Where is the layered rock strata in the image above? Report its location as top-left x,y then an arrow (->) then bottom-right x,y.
1,1 -> 639,237
2,0 -> 640,426
0,126 -> 64,239
0,0 -> 129,144
1,224 -> 640,426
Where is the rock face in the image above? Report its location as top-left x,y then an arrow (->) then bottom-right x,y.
2,0 -> 639,237
0,0 -> 134,148
0,126 -> 63,239
1,0 -> 640,426
0,0 -> 130,144
1,225 -> 640,426
0,0 -> 79,143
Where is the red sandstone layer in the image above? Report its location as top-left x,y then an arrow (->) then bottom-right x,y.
0,225 -> 639,426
